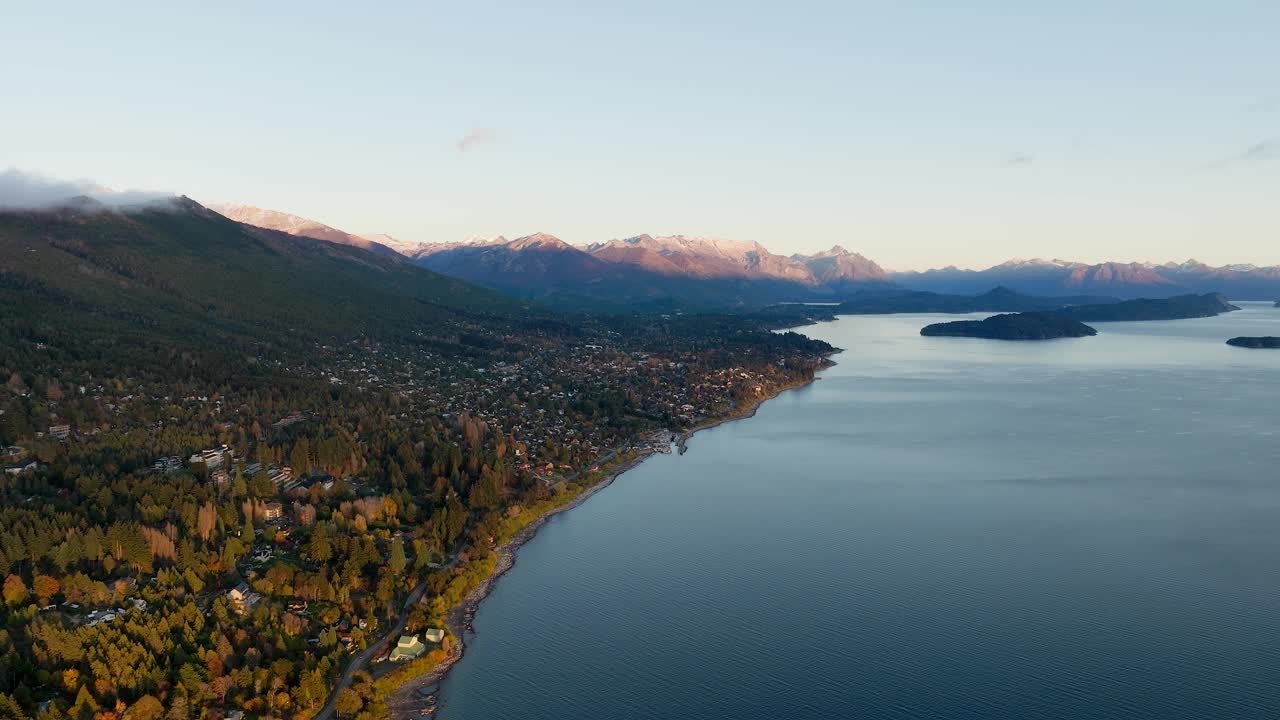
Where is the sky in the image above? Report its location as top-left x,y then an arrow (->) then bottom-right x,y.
2,1 -> 1277,270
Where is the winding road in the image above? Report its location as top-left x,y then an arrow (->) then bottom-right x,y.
313,579 -> 429,720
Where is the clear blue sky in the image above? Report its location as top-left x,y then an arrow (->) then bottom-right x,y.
3,1 -> 1276,269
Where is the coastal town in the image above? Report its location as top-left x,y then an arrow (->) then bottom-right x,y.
0,307 -> 832,720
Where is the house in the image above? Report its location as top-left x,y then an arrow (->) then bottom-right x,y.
189,446 -> 229,470
422,628 -> 445,644
264,502 -> 283,521
228,583 -> 250,603
48,424 -> 71,440
84,610 -> 120,627
4,459 -> 38,476
269,467 -> 293,488
228,582 -> 261,615
152,456 -> 182,474
389,634 -> 426,662
4,446 -> 25,460
201,448 -> 226,468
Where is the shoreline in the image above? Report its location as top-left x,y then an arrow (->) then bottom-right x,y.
675,365 -> 832,453
384,449 -> 651,711
385,356 -> 836,718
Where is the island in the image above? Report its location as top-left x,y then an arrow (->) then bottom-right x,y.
920,312 -> 1098,340
1226,337 -> 1280,349
1059,293 -> 1239,322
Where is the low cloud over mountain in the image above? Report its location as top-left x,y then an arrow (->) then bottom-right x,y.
0,168 -> 174,210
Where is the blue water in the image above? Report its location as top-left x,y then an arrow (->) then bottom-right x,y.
435,302 -> 1280,720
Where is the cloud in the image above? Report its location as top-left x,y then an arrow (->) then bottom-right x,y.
1006,152 -> 1033,166
0,168 -> 174,210
455,127 -> 501,152
1202,139 -> 1280,170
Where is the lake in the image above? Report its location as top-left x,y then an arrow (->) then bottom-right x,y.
433,302 -> 1280,720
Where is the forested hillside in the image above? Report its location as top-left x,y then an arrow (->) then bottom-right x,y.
0,198 -> 833,720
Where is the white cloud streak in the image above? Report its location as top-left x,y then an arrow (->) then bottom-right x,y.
455,127 -> 501,152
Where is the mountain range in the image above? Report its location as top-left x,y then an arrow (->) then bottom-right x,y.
890,258 -> 1280,299
204,204 -> 1280,307
211,204 -> 405,258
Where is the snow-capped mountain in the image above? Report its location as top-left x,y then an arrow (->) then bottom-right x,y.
587,234 -> 815,283
209,203 -> 1280,305
892,258 -> 1280,299
584,236 -> 890,288
355,232 -> 429,255
211,204 -> 401,258
410,233 -> 615,293
792,245 -> 890,287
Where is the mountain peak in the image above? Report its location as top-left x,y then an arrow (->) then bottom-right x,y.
211,203 -> 401,258
793,245 -> 889,285
508,233 -> 571,251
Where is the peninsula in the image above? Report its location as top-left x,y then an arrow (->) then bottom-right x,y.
920,312 -> 1098,340
1058,293 -> 1239,322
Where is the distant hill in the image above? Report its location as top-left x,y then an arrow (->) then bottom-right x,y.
0,197 -> 523,363
210,203 -> 403,258
1058,294 -> 1239,322
917,293 -> 1237,343
834,286 -> 1118,315
892,258 -> 1280,299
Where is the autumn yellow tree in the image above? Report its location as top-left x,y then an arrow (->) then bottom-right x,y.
2,575 -> 28,607
33,575 -> 60,605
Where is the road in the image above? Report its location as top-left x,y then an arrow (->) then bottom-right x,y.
319,446 -> 633,718
313,579 -> 429,720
